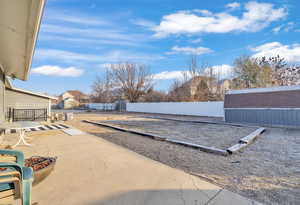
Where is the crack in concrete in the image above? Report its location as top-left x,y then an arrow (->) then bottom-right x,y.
204,189 -> 223,205
178,184 -> 187,205
188,174 -> 212,199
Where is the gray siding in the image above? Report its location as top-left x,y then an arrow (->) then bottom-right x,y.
5,89 -> 49,108
5,89 -> 50,121
225,109 -> 300,127
0,71 -> 4,122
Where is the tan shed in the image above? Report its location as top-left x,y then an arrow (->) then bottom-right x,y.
5,84 -> 56,121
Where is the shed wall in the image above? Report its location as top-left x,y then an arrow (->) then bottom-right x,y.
225,108 -> 300,127
224,90 -> 300,108
5,89 -> 49,109
5,89 -> 50,120
224,89 -> 300,127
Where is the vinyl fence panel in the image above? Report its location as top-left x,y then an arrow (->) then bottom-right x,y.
127,101 -> 224,117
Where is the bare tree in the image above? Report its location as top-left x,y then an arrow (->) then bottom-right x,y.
202,66 -> 223,101
233,56 -> 273,89
257,55 -> 284,86
168,56 -> 224,102
109,63 -> 153,102
187,55 -> 201,78
142,89 -> 167,102
91,69 -> 116,103
232,55 -> 300,89
256,55 -> 298,86
167,79 -> 191,102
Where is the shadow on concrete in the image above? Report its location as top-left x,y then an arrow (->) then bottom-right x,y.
87,127 -> 300,205
86,189 -> 260,205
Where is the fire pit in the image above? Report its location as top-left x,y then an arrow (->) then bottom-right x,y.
25,156 -> 57,185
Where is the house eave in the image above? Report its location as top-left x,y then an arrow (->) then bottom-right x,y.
0,0 -> 46,81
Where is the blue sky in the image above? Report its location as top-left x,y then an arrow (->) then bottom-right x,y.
14,0 -> 300,96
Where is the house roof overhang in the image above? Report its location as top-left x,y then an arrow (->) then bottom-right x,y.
0,0 -> 45,81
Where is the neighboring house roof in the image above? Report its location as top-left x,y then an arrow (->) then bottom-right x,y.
67,90 -> 88,97
186,76 -> 212,84
182,76 -> 217,89
61,90 -> 89,101
0,0 -> 45,81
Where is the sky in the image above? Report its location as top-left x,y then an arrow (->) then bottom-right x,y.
13,0 -> 300,96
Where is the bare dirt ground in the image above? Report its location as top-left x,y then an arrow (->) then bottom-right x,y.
102,117 -> 256,150
66,112 -> 300,205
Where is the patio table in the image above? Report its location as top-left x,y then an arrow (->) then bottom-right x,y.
0,121 -> 41,147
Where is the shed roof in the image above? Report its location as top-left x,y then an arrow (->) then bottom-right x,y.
0,0 -> 45,81
227,85 -> 300,95
6,86 -> 57,100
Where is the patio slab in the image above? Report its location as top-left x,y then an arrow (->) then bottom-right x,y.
14,129 -> 262,205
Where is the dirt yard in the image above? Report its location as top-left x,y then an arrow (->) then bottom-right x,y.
66,112 -> 300,205
102,117 -> 257,150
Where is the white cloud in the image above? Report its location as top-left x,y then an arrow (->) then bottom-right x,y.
193,9 -> 213,16
272,25 -> 282,33
98,63 -> 112,69
39,35 -> 141,47
40,24 -> 150,48
154,1 -> 287,37
190,38 -> 202,43
31,65 -> 84,77
153,64 -> 233,81
272,22 -> 295,34
44,9 -> 109,26
153,71 -> 185,80
204,64 -> 233,79
41,24 -> 145,42
35,49 -> 100,63
35,49 -> 163,64
251,42 -> 300,62
49,14 -> 108,26
284,22 -> 295,31
167,46 -> 213,55
131,19 -> 156,29
226,2 -> 241,10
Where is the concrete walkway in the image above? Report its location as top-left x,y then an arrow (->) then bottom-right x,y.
15,129 -> 262,205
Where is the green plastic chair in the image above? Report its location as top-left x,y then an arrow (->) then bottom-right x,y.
0,150 -> 33,205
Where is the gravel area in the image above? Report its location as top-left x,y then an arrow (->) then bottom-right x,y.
66,112 -> 300,205
103,117 -> 256,150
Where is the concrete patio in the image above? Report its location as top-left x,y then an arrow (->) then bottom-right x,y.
10,128 -> 262,205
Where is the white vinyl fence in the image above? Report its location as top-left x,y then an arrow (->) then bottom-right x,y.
127,101 -> 224,117
87,103 -> 116,111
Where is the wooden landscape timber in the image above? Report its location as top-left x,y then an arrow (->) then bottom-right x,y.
144,116 -> 258,128
166,139 -> 228,156
83,120 -> 266,156
239,127 -> 266,144
227,127 -> 266,154
83,120 -> 228,156
83,120 -> 167,141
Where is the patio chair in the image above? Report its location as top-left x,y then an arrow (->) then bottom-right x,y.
0,150 -> 34,205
